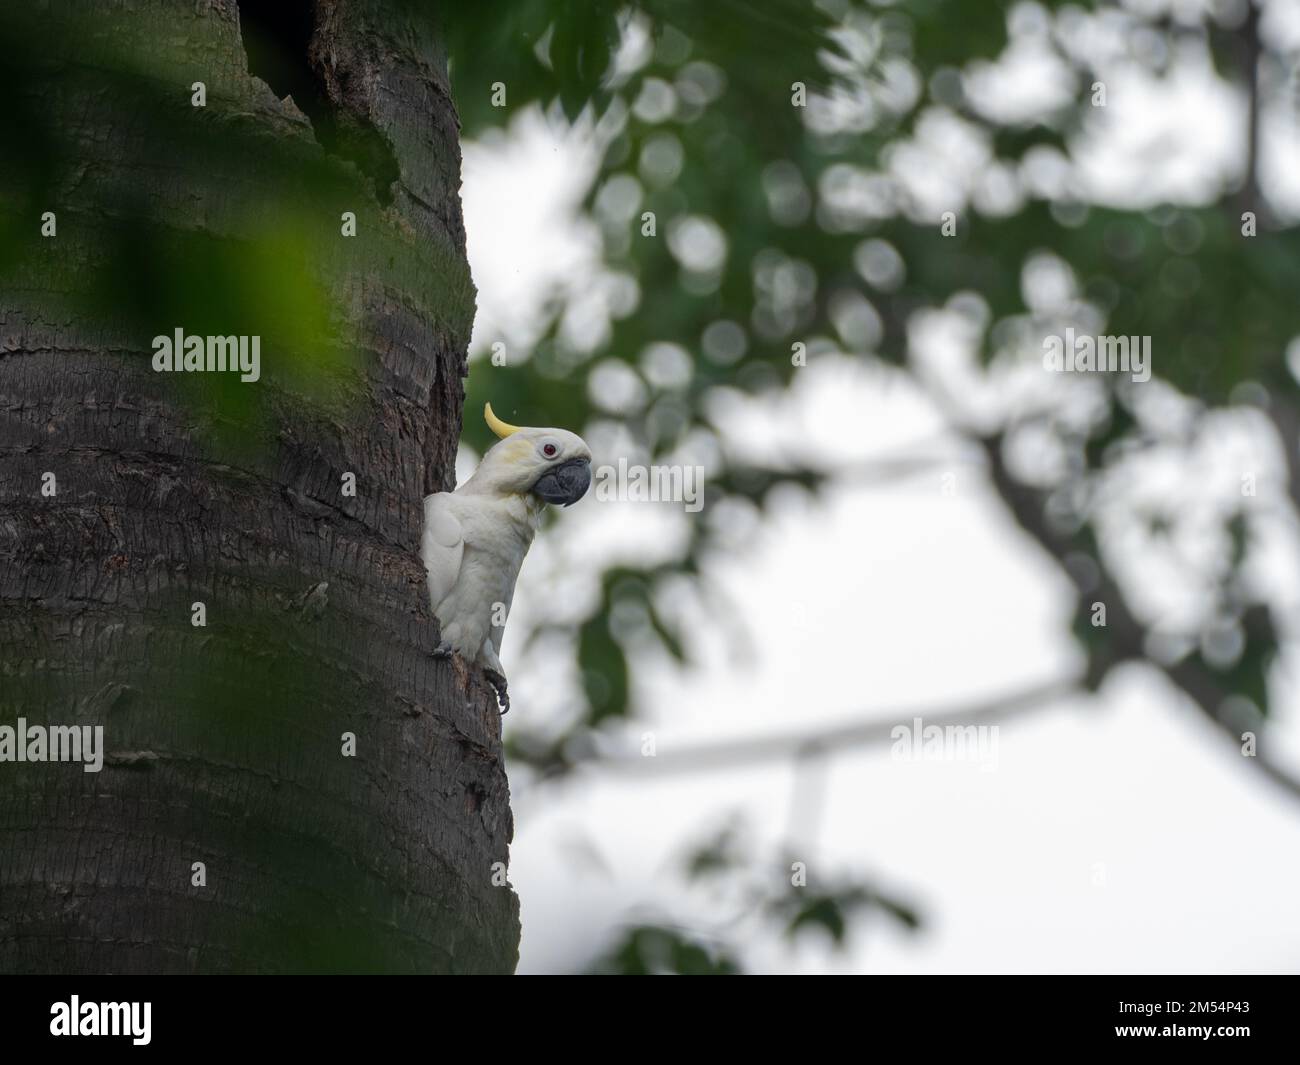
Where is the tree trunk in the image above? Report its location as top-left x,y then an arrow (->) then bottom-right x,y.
0,0 -> 519,973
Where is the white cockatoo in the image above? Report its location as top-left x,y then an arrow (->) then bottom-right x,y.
422,402 -> 592,712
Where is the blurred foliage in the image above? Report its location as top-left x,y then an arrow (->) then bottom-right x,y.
772,879 -> 921,946
442,0 -> 1300,969
587,813 -> 921,972
443,0 -> 1297,745
588,924 -> 743,974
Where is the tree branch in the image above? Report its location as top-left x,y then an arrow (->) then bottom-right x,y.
593,674 -> 1079,774
1233,0 -> 1265,220
833,437 -> 980,488
977,433 -> 1300,804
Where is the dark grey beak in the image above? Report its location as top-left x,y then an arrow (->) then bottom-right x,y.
531,457 -> 591,507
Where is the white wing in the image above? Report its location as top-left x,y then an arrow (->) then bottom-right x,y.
421,492 -> 464,610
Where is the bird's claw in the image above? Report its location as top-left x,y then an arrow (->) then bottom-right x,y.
430,640 -> 454,660
483,669 -> 510,715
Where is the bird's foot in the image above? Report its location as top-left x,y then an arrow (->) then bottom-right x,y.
483,669 -> 510,715
430,640 -> 454,660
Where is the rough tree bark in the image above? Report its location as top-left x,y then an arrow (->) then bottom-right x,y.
0,0 -> 519,972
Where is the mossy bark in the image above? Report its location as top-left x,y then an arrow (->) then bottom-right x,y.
0,0 -> 518,973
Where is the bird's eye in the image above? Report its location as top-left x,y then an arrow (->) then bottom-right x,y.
542,443 -> 558,458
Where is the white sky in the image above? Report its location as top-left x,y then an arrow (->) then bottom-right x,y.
458,5 -> 1300,975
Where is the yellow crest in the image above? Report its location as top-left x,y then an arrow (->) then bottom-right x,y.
484,402 -> 522,439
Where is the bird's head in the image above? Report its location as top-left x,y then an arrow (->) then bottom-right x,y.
475,402 -> 593,507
